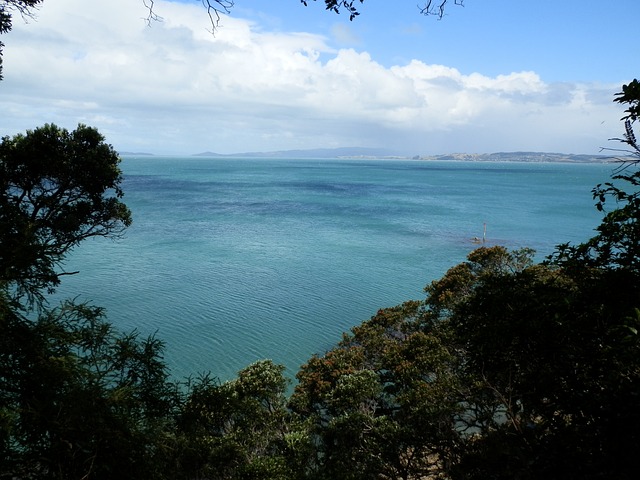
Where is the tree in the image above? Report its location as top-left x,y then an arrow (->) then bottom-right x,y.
290,301 -> 462,479
424,243 -> 640,479
0,0 -> 41,79
296,232 -> 640,479
0,123 -> 132,305
423,81 -> 640,476
173,360 -> 306,480
552,79 -> 640,273
0,295 -> 179,480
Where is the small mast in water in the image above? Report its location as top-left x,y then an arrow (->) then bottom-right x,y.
471,222 -> 487,244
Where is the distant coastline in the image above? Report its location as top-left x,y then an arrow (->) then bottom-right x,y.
119,151 -> 155,156
121,148 -> 624,163
412,151 -> 621,163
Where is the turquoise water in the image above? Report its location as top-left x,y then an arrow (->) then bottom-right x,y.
53,157 -> 613,381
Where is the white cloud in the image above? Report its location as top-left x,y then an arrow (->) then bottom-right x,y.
0,0 -> 623,155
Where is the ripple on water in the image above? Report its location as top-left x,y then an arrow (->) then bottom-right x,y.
52,158 -> 612,381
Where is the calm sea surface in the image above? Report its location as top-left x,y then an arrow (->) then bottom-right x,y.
52,157 -> 614,381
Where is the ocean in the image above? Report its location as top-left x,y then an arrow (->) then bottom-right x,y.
51,157 -> 614,382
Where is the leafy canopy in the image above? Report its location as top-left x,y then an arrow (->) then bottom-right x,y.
0,296 -> 178,480
0,123 -> 132,304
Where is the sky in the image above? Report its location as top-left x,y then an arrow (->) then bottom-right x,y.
1,0 -> 638,156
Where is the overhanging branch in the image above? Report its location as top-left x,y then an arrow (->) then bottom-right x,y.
142,0 -> 234,33
419,0 -> 464,19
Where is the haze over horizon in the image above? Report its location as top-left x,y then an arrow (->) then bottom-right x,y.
1,0 -> 638,156
136,147 -> 615,160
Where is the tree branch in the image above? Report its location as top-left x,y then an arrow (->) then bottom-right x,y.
0,0 -> 43,24
142,0 -> 162,26
202,0 -> 234,34
419,0 -> 464,19
142,0 -> 234,33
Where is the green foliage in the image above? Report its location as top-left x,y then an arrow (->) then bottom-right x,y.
291,301 -> 461,479
0,295 -> 178,480
434,248 -> 640,479
173,360 -> 306,480
552,79 -> 640,272
0,122 -> 172,479
293,235 -> 640,479
0,123 -> 132,304
615,78 -> 640,123
423,89 -> 640,476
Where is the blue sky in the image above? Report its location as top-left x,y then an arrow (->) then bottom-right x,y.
1,0 -> 638,155
235,0 -> 633,82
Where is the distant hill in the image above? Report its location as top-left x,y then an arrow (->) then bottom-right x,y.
113,147 -> 626,163
416,152 -> 619,163
192,148 -> 621,163
192,147 -> 403,159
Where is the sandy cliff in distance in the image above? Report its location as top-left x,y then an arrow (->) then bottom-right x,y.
415,152 -> 619,163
